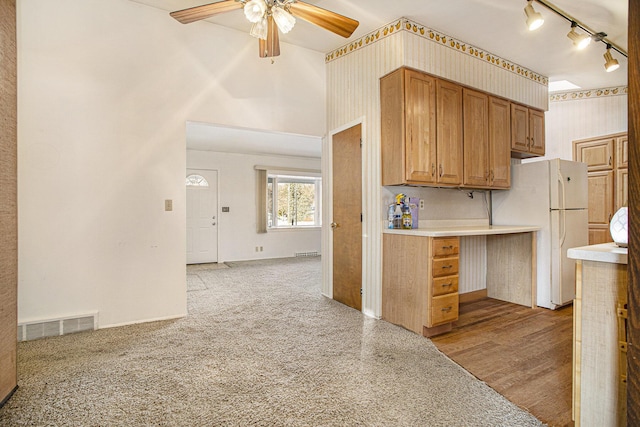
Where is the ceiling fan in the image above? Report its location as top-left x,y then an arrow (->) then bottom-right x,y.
170,0 -> 359,58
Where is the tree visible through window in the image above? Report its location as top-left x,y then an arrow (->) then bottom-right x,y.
267,174 -> 321,228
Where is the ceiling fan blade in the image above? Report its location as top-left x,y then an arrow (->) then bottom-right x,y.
259,15 -> 280,58
288,1 -> 359,38
170,0 -> 243,24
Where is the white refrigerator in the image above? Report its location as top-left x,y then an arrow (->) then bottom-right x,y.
492,159 -> 588,309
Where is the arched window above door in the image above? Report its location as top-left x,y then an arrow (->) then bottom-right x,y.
186,174 -> 209,187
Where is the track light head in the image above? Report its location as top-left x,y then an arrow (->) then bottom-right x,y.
524,0 -> 544,31
603,45 -> 620,72
567,22 -> 591,50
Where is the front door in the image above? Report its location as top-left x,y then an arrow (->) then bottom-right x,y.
186,169 -> 218,264
332,125 -> 362,311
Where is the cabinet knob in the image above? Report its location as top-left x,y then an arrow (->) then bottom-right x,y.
439,164 -> 443,177
432,163 -> 436,177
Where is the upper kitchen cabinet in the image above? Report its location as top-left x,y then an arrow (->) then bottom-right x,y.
573,136 -> 615,171
380,67 -> 462,187
381,67 -> 437,185
436,79 -> 463,185
463,90 -> 510,189
510,103 -> 545,158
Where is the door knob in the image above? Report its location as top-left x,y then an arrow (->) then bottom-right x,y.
330,222 -> 340,229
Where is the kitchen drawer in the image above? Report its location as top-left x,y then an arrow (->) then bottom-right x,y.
432,237 -> 460,257
432,257 -> 459,277
432,275 -> 459,297
430,293 -> 459,326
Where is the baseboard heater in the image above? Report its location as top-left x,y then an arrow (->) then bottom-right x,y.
18,313 -> 97,342
295,251 -> 320,257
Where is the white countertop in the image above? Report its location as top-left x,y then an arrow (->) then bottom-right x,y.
567,243 -> 628,265
382,224 -> 540,237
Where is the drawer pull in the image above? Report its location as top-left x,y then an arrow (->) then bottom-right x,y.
442,245 -> 454,250
441,306 -> 453,312
441,265 -> 453,269
441,283 -> 453,288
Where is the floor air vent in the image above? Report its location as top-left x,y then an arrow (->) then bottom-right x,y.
18,313 -> 97,342
295,251 -> 319,257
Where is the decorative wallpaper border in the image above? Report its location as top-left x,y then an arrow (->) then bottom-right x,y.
325,18 -> 548,86
549,86 -> 628,102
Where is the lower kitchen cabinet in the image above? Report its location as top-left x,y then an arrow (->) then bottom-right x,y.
382,234 -> 459,337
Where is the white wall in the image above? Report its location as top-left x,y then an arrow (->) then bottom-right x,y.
187,150 -> 321,261
17,0 -> 326,328
543,92 -> 628,160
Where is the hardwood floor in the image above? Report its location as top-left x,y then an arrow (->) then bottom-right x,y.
431,298 -> 574,427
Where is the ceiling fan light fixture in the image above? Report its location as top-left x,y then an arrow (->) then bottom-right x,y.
567,23 -> 591,50
272,6 -> 296,34
244,0 -> 267,23
250,16 -> 268,40
524,0 -> 544,31
603,45 -> 620,72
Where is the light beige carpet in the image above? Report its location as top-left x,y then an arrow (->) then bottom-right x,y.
0,257 -> 544,426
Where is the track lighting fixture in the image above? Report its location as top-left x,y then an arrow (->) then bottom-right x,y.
603,44 -> 620,72
567,22 -> 591,50
524,0 -> 544,31
523,0 -> 626,73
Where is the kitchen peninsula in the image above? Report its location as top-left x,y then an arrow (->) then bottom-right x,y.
568,243 -> 628,427
382,223 -> 540,337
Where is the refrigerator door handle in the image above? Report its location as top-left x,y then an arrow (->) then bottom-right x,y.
557,171 -> 567,246
557,171 -> 566,210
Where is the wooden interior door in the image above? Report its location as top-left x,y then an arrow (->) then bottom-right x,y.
332,125 -> 362,311
0,0 -> 18,406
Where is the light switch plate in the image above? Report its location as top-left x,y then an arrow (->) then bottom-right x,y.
222,207 -> 230,212
165,199 -> 173,211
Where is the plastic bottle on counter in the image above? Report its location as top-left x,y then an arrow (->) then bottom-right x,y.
402,203 -> 412,229
393,204 -> 402,229
387,204 -> 395,229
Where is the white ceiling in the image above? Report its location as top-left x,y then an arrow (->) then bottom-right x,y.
132,0 -> 628,155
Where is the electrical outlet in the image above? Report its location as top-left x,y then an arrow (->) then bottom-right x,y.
255,246 -> 259,252
419,199 -> 425,210
260,246 -> 263,252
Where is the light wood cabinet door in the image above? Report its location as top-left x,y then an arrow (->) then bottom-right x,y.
529,109 -> 545,156
574,138 -> 614,171
436,79 -> 463,185
510,103 -> 529,152
488,96 -> 511,188
617,168 -> 628,210
510,103 -> 545,158
463,88 -> 489,187
380,69 -> 405,186
380,68 -> 437,186
587,171 -> 614,244
406,70 -> 437,183
616,135 -> 628,169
